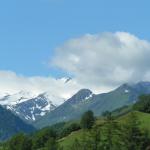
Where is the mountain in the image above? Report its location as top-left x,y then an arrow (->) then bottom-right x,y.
65,89 -> 93,105
0,77 -> 72,122
0,92 -> 65,123
0,91 -> 35,105
0,105 -> 35,141
34,81 -> 150,128
6,93 -> 57,122
34,89 -> 93,128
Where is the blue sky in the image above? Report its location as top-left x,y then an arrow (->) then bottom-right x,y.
0,0 -> 150,77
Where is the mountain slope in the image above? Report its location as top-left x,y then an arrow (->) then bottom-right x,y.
0,92 -> 64,123
34,89 -> 93,128
6,93 -> 57,122
34,82 -> 150,128
0,105 -> 35,141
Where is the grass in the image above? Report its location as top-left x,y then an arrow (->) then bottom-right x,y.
118,111 -> 150,131
59,130 -> 84,149
136,111 -> 150,131
59,111 -> 150,149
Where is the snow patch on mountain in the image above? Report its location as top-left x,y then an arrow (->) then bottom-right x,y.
124,89 -> 129,93
85,93 -> 93,100
0,91 -> 65,122
0,91 -> 36,105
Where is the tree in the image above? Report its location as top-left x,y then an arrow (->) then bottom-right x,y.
8,133 -> 32,150
81,110 -> 95,129
79,131 -> 93,150
141,130 -> 150,150
102,111 -> 111,117
45,137 -> 58,150
70,138 -> 82,150
122,112 -> 144,150
133,95 -> 150,113
32,128 -> 57,150
101,112 -> 122,150
60,123 -> 81,137
89,125 -> 102,150
70,126 -> 102,150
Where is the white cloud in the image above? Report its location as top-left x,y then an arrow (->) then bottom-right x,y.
0,70 -> 83,100
52,32 -> 150,92
1,31 -> 150,105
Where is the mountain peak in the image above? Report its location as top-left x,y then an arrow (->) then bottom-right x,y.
76,89 -> 93,95
65,77 -> 72,83
116,83 -> 131,91
67,89 -> 93,105
0,91 -> 35,105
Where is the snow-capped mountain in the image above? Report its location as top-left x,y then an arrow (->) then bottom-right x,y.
35,81 -> 150,128
0,91 -> 65,122
0,91 -> 36,105
0,77 -> 74,123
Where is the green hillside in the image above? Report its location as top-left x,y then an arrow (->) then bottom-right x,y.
1,110 -> 150,150
59,111 -> 150,149
2,94 -> 150,150
119,111 -> 150,131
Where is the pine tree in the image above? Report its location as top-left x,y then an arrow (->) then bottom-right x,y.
32,128 -> 57,150
81,110 -> 95,129
45,137 -> 58,150
122,112 -> 144,150
102,112 -> 121,150
8,133 -> 32,150
89,125 -> 102,150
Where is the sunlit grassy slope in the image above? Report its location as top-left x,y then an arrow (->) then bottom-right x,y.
119,111 -> 150,131
59,111 -> 150,149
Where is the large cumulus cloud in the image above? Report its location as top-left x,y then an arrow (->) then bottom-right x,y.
52,32 -> 150,92
1,31 -> 150,105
